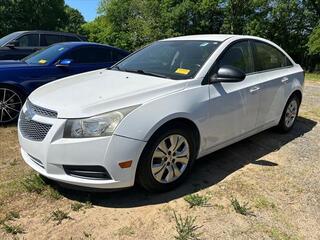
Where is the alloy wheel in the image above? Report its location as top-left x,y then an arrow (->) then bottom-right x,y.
284,99 -> 298,128
0,88 -> 22,124
151,134 -> 190,184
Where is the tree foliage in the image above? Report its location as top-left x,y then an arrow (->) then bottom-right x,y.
82,0 -> 319,69
0,0 -> 85,36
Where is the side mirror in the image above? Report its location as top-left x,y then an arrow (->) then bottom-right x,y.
6,40 -> 18,48
56,59 -> 73,67
210,65 -> 246,83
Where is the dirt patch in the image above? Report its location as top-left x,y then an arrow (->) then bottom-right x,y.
0,81 -> 319,240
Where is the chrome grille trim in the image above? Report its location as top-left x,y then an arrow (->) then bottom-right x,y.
27,100 -> 58,118
19,112 -> 52,141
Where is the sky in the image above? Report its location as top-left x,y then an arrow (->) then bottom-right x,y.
65,0 -> 100,22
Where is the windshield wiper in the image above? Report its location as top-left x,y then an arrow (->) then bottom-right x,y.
122,69 -> 168,79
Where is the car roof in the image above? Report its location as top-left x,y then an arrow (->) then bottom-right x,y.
13,30 -> 83,37
52,42 -> 128,52
161,34 -> 262,42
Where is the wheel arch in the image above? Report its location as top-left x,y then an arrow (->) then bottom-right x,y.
144,115 -> 201,158
0,82 -> 28,98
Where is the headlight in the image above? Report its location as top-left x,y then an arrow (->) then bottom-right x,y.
63,105 -> 139,138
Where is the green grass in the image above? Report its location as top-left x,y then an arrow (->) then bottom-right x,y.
231,198 -> 253,216
71,201 -> 93,212
116,226 -> 135,237
2,223 -> 25,235
305,72 -> 320,82
173,212 -> 202,240
255,196 -> 276,209
21,174 -> 46,194
50,210 -> 71,225
184,194 -> 210,208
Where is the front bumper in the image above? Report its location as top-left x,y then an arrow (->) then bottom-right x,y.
18,106 -> 146,189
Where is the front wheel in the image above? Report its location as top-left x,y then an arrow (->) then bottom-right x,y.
0,87 -> 24,124
137,127 -> 196,192
277,95 -> 300,133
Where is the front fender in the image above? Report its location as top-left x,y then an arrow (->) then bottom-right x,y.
114,84 -> 210,143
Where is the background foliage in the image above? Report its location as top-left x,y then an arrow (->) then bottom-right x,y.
0,0 -> 319,70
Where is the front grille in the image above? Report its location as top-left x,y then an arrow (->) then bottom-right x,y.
27,100 -> 57,118
19,112 -> 52,141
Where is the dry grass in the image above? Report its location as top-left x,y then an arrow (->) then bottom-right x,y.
0,81 -> 319,239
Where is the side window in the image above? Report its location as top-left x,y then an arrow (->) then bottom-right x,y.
111,50 -> 128,62
217,41 -> 253,73
64,46 -> 112,63
16,34 -> 39,47
61,35 -> 80,42
40,34 -> 62,46
253,41 -> 292,72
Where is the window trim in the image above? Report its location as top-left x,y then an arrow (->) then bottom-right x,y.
250,39 -> 294,74
202,38 -> 295,85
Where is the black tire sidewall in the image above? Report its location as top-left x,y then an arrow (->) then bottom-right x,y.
137,127 -> 196,192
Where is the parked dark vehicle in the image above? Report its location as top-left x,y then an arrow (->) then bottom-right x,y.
0,42 -> 130,124
0,30 -> 87,60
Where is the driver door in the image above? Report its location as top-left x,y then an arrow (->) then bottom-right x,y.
205,40 -> 260,148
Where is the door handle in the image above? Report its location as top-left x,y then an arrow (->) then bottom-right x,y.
249,86 -> 260,93
281,77 -> 289,83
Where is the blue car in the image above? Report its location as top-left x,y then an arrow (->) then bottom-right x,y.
0,42 -> 129,124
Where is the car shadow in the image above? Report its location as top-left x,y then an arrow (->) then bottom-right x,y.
56,116 -> 317,208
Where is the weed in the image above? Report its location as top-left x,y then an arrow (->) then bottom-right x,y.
71,202 -> 84,211
255,197 -> 276,209
173,212 -> 202,240
231,197 -> 253,216
0,211 -> 20,224
45,187 -> 62,200
84,200 -> 93,209
269,227 -> 297,240
2,223 -> 24,235
117,226 -> 135,237
184,194 -> 209,208
21,174 -> 46,194
51,210 -> 71,225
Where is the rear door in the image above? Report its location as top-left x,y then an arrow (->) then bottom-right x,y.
250,40 -> 294,127
206,40 -> 260,148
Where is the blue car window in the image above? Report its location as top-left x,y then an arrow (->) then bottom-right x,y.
63,46 -> 112,63
23,44 -> 70,65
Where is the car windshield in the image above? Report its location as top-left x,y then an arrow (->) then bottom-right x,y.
23,44 -> 70,65
114,40 -> 221,80
0,32 -> 21,47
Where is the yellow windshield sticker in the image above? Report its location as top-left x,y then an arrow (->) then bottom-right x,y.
175,68 -> 190,75
38,59 -> 47,64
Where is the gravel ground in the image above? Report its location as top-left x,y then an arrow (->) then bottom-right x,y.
0,80 -> 319,240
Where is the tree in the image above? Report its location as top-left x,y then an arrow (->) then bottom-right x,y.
61,5 -> 85,34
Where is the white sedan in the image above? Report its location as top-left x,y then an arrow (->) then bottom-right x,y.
18,35 -> 304,192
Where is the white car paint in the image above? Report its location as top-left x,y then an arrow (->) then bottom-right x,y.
18,34 -> 304,189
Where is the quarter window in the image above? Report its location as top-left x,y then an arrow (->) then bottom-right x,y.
217,41 -> 253,73
253,41 -> 292,72
16,34 -> 39,47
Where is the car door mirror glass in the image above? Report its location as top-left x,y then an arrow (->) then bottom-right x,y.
56,59 -> 73,67
211,65 -> 246,83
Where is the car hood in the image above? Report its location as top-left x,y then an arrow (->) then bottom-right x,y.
29,69 -> 187,118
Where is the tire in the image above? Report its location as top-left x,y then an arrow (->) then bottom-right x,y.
0,87 -> 25,124
277,94 -> 300,133
137,126 -> 196,192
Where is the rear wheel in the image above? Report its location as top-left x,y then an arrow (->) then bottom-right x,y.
277,95 -> 300,132
0,87 -> 24,124
137,127 -> 196,192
